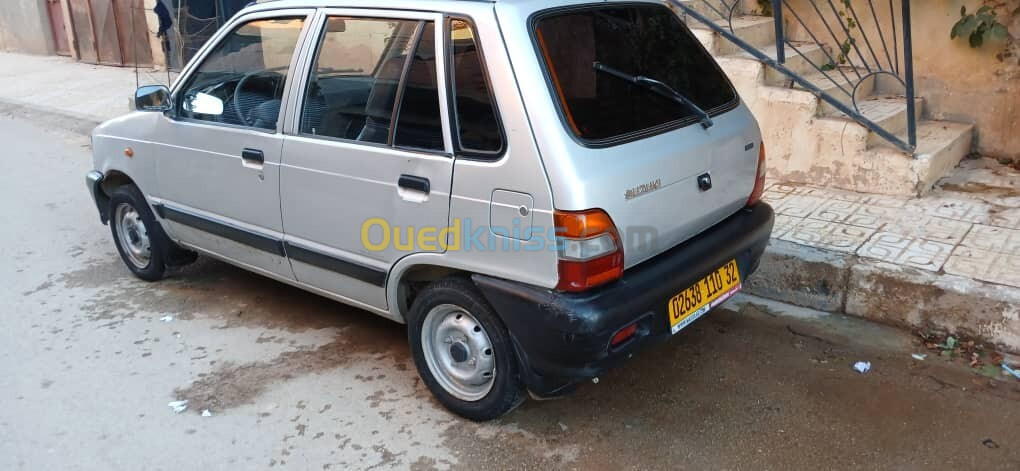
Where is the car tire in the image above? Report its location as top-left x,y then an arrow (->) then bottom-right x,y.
108,184 -> 169,282
408,277 -> 526,421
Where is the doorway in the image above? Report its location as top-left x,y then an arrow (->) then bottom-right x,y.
66,0 -> 153,67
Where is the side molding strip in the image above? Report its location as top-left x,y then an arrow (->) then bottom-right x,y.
284,242 -> 387,287
152,204 -> 388,287
153,204 -> 286,256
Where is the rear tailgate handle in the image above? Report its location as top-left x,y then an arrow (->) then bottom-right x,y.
398,175 -> 430,195
241,148 -> 264,166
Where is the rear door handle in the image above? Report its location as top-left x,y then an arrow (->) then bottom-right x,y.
241,148 -> 264,166
398,174 -> 430,194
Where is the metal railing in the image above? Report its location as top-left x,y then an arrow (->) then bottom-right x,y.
673,0 -> 916,153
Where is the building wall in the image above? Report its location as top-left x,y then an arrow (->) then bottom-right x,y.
783,0 -> 1020,159
912,0 -> 1019,160
0,0 -> 55,55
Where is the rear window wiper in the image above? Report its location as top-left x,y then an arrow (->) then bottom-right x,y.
593,62 -> 714,129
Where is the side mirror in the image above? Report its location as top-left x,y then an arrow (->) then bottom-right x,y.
135,85 -> 171,112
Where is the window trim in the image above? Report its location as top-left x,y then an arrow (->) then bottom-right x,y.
391,21 -> 450,154
285,8 -> 454,157
527,2 -> 740,149
388,21 -> 427,147
444,15 -> 508,161
168,9 -> 316,134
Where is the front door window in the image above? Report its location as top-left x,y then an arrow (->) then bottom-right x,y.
178,17 -> 305,130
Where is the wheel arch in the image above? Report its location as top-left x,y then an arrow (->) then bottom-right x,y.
88,169 -> 137,224
389,262 -> 471,323
388,257 -> 541,406
100,169 -> 136,197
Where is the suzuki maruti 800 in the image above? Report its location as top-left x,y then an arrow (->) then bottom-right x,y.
87,0 -> 774,420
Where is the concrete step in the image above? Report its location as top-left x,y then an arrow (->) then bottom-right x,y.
679,0 -> 766,19
715,42 -> 830,85
826,96 -> 924,149
689,16 -> 775,55
678,0 -> 731,21
786,115 -> 971,195
692,27 -> 716,51
850,120 -> 975,194
793,67 -> 876,115
911,121 -> 976,189
757,43 -> 831,86
936,157 -> 1020,198
696,14 -> 976,197
717,16 -> 776,55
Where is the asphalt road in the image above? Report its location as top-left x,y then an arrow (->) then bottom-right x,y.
1,113 -> 1018,470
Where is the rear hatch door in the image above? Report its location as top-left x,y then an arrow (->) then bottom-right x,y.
529,2 -> 761,268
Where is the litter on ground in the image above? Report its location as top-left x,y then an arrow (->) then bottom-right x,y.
159,315 -> 173,322
168,400 -> 188,414
1003,363 -> 1020,380
853,361 -> 871,374
201,409 -> 212,417
911,353 -> 927,361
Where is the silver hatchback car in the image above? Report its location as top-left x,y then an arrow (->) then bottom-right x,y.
86,0 -> 774,420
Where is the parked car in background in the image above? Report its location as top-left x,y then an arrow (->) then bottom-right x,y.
86,0 -> 773,421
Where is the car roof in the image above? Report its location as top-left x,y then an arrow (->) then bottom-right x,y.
243,0 -> 654,17
245,0 -> 507,12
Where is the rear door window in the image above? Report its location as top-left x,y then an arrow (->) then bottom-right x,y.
533,4 -> 738,144
300,17 -> 423,145
394,22 -> 444,151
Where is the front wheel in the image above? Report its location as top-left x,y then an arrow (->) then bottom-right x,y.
109,185 -> 167,281
408,277 -> 526,421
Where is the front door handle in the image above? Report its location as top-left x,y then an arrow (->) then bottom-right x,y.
241,148 -> 264,166
398,174 -> 430,194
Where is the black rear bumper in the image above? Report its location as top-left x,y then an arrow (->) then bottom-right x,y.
472,203 -> 774,397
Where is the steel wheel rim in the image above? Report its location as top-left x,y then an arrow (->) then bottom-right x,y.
115,203 -> 151,269
420,304 -> 496,402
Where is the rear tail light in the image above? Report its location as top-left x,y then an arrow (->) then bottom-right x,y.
554,208 -> 624,292
747,141 -> 767,207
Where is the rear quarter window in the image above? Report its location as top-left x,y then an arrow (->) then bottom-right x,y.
533,4 -> 738,145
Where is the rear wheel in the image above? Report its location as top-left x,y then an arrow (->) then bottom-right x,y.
408,277 -> 526,421
109,185 -> 168,281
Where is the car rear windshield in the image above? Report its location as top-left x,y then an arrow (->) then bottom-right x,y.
533,4 -> 738,144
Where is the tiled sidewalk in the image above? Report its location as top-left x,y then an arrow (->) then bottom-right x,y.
763,174 -> 1020,288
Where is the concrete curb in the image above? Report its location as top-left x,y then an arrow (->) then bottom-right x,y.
746,239 -> 1020,353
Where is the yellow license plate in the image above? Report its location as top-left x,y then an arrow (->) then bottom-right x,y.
667,259 -> 741,334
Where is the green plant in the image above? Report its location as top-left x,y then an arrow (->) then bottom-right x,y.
821,1 -> 856,71
952,5 -> 1008,48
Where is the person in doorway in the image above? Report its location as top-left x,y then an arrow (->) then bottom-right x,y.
154,0 -> 173,61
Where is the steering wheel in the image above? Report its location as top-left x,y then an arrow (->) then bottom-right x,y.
232,68 -> 284,127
